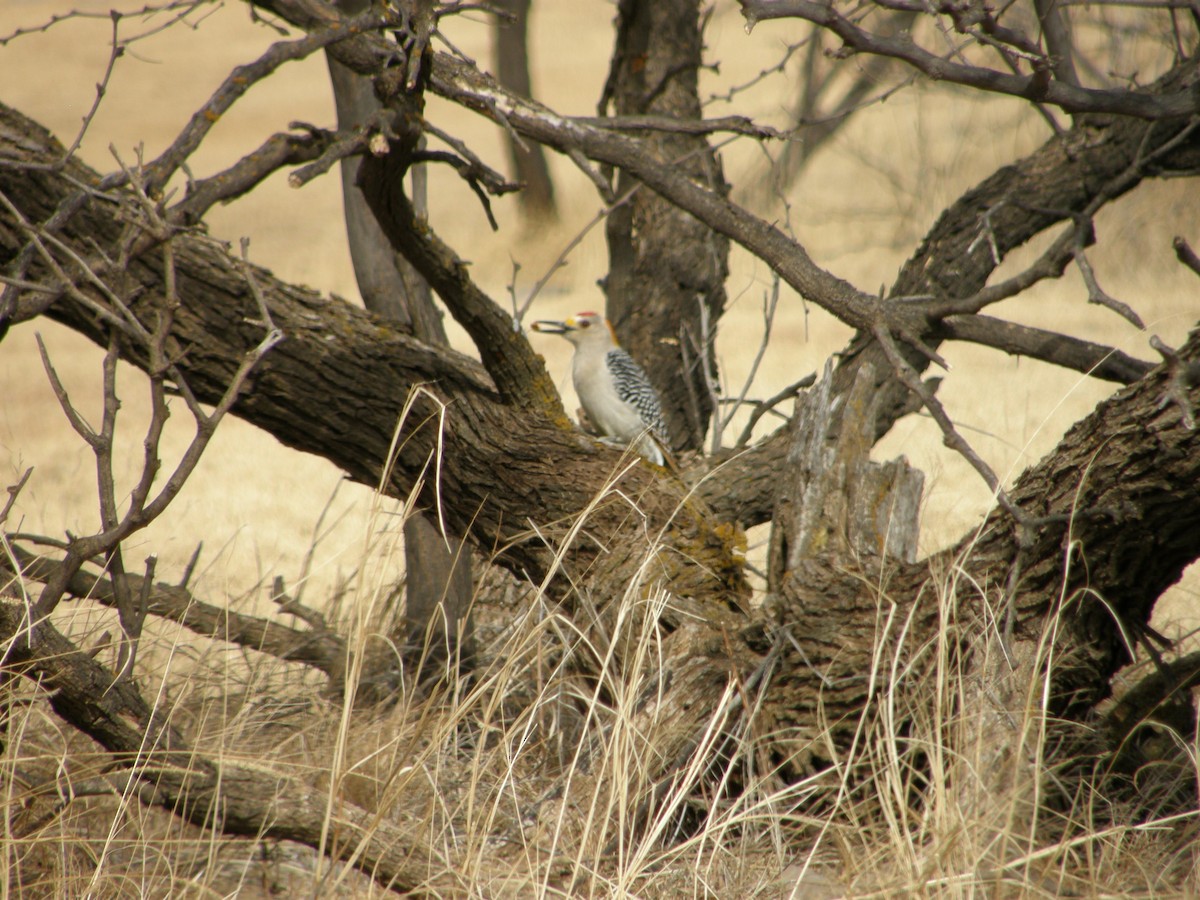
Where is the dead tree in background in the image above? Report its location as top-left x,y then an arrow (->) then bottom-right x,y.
491,0 -> 558,223
741,10 -> 918,208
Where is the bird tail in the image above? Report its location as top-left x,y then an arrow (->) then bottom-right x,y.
637,430 -> 680,474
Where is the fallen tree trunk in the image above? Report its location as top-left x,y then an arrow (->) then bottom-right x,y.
0,601 -> 450,895
4,88 -> 1200,748
0,102 -> 749,626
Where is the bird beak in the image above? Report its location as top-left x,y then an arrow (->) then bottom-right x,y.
531,319 -> 573,334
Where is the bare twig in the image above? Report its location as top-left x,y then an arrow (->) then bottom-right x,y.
271,574 -> 330,632
6,544 -> 345,675
0,1 -> 208,47
733,374 -> 817,450
873,323 -> 1026,523
966,202 -> 1005,266
712,276 -> 782,453
178,543 -> 202,591
410,149 -> 514,230
737,0 -> 1200,118
0,470 -> 32,528
143,8 -> 399,195
422,121 -> 519,196
1072,221 -> 1146,329
930,221 -> 1077,318
1172,235 -> 1200,278
703,35 -> 807,106
569,114 -> 782,139
27,230 -> 282,623
0,189 -> 131,333
516,200 -> 623,322
59,12 -> 124,164
34,334 -> 101,443
743,11 -> 920,205
564,146 -> 615,202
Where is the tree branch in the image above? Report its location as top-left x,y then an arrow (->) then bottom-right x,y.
144,7 -> 399,195
938,315 -> 1154,383
738,0 -> 1199,118
0,101 -> 748,613
0,601 -> 445,895
3,544 -> 348,676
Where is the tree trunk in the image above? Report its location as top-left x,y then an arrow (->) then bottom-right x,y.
601,0 -> 730,451
327,0 -> 474,681
491,0 -> 558,223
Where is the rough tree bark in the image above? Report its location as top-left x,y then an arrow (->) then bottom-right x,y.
601,0 -> 730,451
699,62 -> 1200,526
0,102 -> 748,627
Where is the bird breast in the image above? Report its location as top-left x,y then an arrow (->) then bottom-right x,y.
572,351 -> 647,442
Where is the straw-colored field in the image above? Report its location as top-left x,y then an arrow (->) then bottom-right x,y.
1,1 -> 1198,895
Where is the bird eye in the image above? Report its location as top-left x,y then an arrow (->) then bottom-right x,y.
579,319 -> 591,328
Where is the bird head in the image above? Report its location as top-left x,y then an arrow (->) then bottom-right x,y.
531,311 -> 616,347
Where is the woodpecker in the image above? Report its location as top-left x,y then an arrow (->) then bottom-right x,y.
532,311 -> 669,466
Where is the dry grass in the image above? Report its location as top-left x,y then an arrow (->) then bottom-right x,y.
1,0 -> 1199,896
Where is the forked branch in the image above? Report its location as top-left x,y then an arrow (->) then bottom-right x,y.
737,0 -> 1200,118
25,224 -> 282,626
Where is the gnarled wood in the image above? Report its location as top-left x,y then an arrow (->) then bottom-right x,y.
0,102 -> 749,627
768,362 -> 924,581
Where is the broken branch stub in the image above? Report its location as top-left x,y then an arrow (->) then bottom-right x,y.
769,361 -> 923,591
